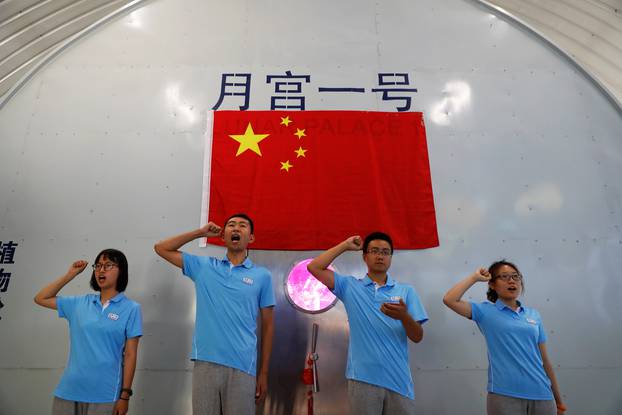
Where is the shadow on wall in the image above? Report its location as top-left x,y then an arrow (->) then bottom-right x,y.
260,300 -> 307,415
134,256 -> 195,415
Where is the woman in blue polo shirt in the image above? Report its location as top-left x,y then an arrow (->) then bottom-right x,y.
443,260 -> 566,415
34,249 -> 142,415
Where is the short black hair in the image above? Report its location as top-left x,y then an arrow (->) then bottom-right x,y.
363,231 -> 394,254
225,213 -> 254,234
90,249 -> 129,292
486,259 -> 524,302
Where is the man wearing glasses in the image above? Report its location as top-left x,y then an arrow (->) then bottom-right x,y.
307,232 -> 427,415
154,214 -> 275,415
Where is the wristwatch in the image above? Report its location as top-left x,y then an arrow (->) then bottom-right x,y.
120,388 -> 133,399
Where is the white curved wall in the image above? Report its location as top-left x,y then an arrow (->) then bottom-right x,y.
486,0 -> 622,104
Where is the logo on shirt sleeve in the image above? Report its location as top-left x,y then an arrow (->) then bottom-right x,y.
242,277 -> 254,285
108,313 -> 119,321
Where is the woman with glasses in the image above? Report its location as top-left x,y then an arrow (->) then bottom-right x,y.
34,249 -> 142,415
442,260 -> 566,415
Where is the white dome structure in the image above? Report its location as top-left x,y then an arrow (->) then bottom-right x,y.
1,0 -> 621,413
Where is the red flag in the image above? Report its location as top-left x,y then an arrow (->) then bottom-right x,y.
204,110 -> 438,250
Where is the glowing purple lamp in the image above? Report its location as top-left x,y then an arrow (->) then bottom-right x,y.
285,258 -> 337,313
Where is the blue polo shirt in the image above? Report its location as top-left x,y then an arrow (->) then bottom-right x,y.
54,293 -> 142,403
470,300 -> 553,400
182,253 -> 275,376
332,272 -> 428,399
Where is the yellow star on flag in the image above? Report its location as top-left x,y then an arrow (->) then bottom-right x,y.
295,146 -> 307,158
294,128 -> 306,139
229,123 -> 269,156
280,116 -> 292,127
280,160 -> 293,172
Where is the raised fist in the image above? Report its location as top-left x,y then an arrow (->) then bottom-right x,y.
200,222 -> 222,238
473,267 -> 492,282
343,235 -> 363,251
68,260 -> 88,277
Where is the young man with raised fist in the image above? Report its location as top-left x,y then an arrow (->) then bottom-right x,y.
307,231 -> 428,415
155,213 -> 275,415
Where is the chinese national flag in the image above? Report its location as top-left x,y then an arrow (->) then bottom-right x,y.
204,110 -> 438,250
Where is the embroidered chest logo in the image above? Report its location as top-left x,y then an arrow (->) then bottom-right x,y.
526,318 -> 537,325
108,313 -> 119,321
242,277 -> 254,285
390,296 -> 402,302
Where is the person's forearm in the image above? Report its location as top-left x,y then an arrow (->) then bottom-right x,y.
308,242 -> 348,273
258,319 -> 274,376
34,272 -> 74,303
443,274 -> 478,305
155,228 -> 202,253
544,360 -> 563,405
122,352 -> 137,390
401,314 -> 423,343
120,342 -> 138,401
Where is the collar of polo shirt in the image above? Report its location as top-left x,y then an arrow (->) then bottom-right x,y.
221,255 -> 254,269
92,292 -> 126,305
362,274 -> 396,287
495,299 -> 523,312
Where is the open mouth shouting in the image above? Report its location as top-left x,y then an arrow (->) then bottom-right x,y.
97,275 -> 107,285
231,234 -> 241,242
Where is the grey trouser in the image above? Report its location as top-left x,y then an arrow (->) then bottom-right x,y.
487,393 -> 556,415
192,360 -> 256,415
347,379 -> 415,415
51,397 -> 114,415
